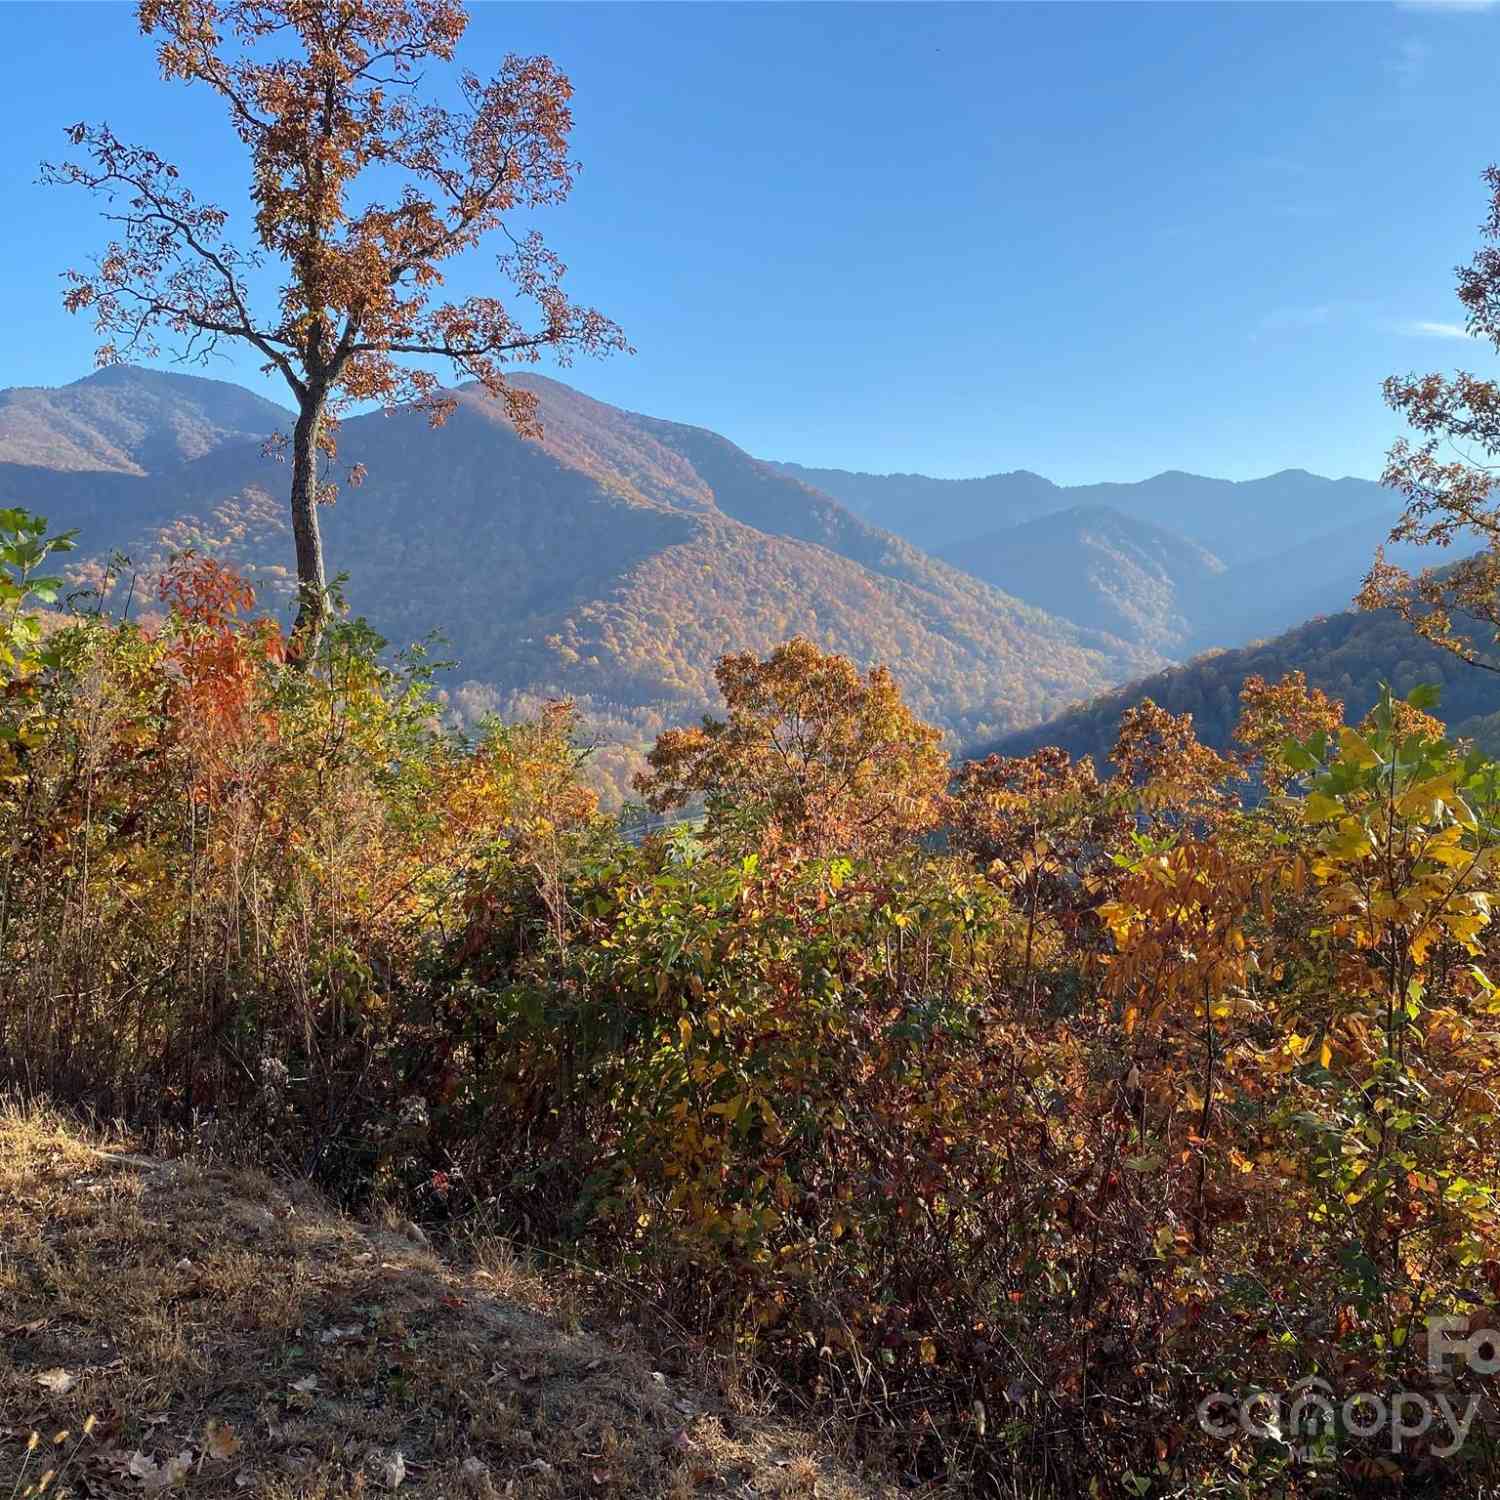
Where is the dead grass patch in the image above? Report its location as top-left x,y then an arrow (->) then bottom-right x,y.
0,1102 -> 900,1499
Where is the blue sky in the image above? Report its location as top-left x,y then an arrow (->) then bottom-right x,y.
0,1 -> 1498,484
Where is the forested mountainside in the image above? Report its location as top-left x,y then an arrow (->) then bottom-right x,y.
983,600 -> 1500,767
3,367 -> 1161,797
935,504 -> 1226,653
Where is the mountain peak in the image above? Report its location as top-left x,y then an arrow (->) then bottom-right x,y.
65,362 -> 285,402
1,364 -> 291,475
67,363 -> 159,387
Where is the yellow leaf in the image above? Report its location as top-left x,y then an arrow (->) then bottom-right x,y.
1339,728 -> 1381,769
1398,776 -> 1454,820
1429,841 -> 1472,869
1304,791 -> 1342,823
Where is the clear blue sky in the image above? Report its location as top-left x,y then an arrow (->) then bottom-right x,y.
1,1 -> 1498,484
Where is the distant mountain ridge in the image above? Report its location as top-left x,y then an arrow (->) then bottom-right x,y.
770,463 -> 1064,553
769,458 -> 1436,659
935,504 -> 1226,654
769,459 -> 1393,566
0,366 -> 1163,799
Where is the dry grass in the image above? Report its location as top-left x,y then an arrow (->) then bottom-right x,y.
0,1102 -> 900,1500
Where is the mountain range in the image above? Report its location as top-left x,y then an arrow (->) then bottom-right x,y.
2,364 -> 1474,797
771,460 -> 1438,657
1,367 -> 1161,797
769,460 -> 1398,563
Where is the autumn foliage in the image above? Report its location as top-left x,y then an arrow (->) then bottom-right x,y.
11,517 -> 1500,1496
634,636 -> 950,857
1361,162 -> 1500,678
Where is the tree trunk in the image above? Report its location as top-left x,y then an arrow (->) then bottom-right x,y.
288,394 -> 327,666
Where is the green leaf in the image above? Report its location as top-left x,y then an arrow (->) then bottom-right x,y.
1280,737 -> 1319,773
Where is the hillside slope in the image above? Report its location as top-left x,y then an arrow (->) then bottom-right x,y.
981,603 -> 1500,767
925,499 -> 1436,659
4,368 -> 1161,794
0,1105 -> 893,1499
935,504 -> 1225,653
1198,508 -> 1427,652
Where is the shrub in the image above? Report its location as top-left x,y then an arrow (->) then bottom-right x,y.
10,533 -> 1500,1496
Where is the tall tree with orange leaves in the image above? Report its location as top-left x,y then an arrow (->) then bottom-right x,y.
45,0 -> 626,662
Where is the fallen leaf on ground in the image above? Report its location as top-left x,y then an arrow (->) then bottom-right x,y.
128,1448 -> 195,1490
204,1421 -> 242,1460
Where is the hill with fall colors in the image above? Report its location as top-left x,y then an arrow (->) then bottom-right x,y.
0,367 -> 1163,794
982,598 -> 1500,769
0,364 -> 292,474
